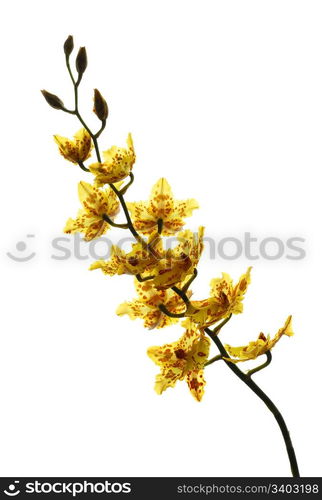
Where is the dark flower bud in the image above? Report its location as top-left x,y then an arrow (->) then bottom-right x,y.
93,88 -> 109,121
41,90 -> 65,110
64,35 -> 74,57
76,47 -> 87,76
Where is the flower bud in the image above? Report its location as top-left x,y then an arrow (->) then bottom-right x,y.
41,90 -> 65,110
93,88 -> 109,121
64,35 -> 74,57
76,47 -> 87,76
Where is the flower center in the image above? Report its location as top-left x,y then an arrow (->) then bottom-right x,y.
175,349 -> 186,359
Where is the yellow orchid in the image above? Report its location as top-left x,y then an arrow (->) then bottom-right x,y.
116,279 -> 191,329
64,181 -> 120,241
89,232 -> 163,277
127,178 -> 199,236
147,319 -> 210,401
44,37 -> 301,476
152,227 -> 205,290
89,133 -> 135,186
54,128 -> 92,164
224,316 -> 294,363
187,267 -> 251,327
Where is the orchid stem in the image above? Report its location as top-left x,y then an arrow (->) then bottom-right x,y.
65,54 -> 102,162
102,214 -> 129,229
247,351 -> 272,378
171,286 -> 191,305
78,161 -> 90,172
182,268 -> 198,294
136,274 -> 155,283
205,354 -> 222,367
204,328 -> 300,478
211,314 -> 232,336
120,173 -> 134,195
64,55 -> 146,249
158,304 -> 186,318
157,218 -> 163,234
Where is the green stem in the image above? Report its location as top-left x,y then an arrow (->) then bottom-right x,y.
172,286 -> 191,305
136,274 -> 155,283
75,110 -> 101,161
102,214 -> 129,229
205,354 -> 222,367
247,351 -> 272,377
78,161 -> 90,172
120,173 -> 134,195
65,55 -> 76,86
182,268 -> 197,294
157,218 -> 163,234
204,327 -> 300,478
64,56 -> 147,250
65,55 -> 102,162
158,304 -> 186,318
211,314 -> 232,335
109,183 -> 146,245
94,119 -> 107,139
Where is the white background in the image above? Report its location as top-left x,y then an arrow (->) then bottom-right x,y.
1,0 -> 321,478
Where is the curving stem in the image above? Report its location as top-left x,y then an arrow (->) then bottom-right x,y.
204,327 -> 300,478
247,351 -> 272,378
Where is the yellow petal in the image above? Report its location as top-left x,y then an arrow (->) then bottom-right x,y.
78,181 -> 96,206
90,238 -> 160,276
173,198 -> 199,218
186,370 -> 206,401
64,182 -> 120,241
268,315 -> 294,349
89,246 -> 126,275
148,320 -> 208,399
89,133 -> 135,186
154,369 -> 182,395
190,267 -> 251,327
78,181 -> 119,217
224,316 -> 294,363
190,335 -> 211,368
152,228 -> 204,290
153,254 -> 192,290
54,128 -> 92,164
224,337 -> 268,363
117,296 -> 152,319
127,178 -> 199,236
150,178 -> 173,210
126,132 -> 134,150
63,217 -> 80,234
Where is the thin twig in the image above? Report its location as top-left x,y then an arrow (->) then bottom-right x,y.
247,351 -> 272,378
204,328 -> 300,478
158,304 -> 186,318
102,214 -> 129,229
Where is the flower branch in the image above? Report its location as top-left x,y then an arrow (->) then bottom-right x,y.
42,34 -> 300,478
